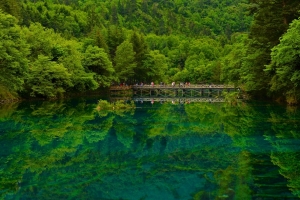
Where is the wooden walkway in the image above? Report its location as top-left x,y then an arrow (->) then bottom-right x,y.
110,84 -> 237,98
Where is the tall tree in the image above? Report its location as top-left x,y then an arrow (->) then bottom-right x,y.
114,40 -> 136,83
107,25 -> 125,61
90,26 -> 109,54
130,31 -> 149,81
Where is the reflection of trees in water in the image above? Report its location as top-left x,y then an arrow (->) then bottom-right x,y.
0,100 -> 98,198
0,100 -> 299,199
0,99 -> 138,199
265,107 -> 300,198
140,102 -> 256,199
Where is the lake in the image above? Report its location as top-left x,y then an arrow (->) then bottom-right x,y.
0,96 -> 300,199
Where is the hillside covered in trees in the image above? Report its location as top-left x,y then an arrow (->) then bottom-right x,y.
1,0 -> 300,103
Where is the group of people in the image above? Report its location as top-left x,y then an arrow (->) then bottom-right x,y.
134,82 -> 191,87
121,81 -> 193,87
172,82 -> 190,87
119,83 -> 128,86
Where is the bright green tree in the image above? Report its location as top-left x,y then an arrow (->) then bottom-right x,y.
58,40 -> 99,92
114,40 -> 136,83
22,23 -> 98,93
26,55 -> 73,98
221,33 -> 248,85
0,11 -> 29,93
143,50 -> 168,83
83,45 -> 115,87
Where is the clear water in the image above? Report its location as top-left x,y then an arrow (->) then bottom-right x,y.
0,97 -> 300,199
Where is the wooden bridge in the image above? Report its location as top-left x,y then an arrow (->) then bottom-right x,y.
110,84 -> 237,98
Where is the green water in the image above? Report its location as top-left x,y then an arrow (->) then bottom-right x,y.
0,97 -> 300,200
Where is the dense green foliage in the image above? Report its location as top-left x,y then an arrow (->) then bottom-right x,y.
1,0 -> 300,103
0,10 -> 29,92
266,19 -> 300,104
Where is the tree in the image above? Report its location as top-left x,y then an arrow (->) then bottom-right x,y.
58,40 -> 99,92
143,50 -> 168,82
26,55 -> 73,98
107,25 -> 125,61
265,18 -> 300,104
22,23 -> 59,61
0,11 -> 29,93
83,45 -> 115,87
114,40 -> 136,83
241,0 -> 300,96
221,33 -> 248,85
90,26 -> 109,54
22,23 -> 98,93
130,31 -> 149,81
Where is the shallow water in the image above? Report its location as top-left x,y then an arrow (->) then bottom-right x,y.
0,97 -> 300,199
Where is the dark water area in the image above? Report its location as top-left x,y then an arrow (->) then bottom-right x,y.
0,96 -> 300,199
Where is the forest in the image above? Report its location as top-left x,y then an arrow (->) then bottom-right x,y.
1,0 -> 300,104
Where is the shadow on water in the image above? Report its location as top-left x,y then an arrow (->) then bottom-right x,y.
0,96 -> 300,199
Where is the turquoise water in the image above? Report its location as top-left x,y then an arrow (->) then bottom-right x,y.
0,97 -> 300,199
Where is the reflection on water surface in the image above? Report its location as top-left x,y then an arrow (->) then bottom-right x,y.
0,97 -> 300,199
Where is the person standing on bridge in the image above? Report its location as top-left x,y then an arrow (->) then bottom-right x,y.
151,82 -> 154,87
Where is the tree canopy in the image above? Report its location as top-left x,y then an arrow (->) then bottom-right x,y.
0,0 -> 300,103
